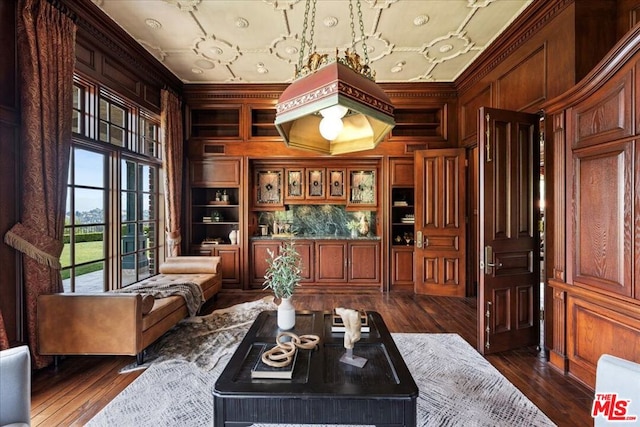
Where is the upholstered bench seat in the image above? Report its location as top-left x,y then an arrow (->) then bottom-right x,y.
38,256 -> 222,363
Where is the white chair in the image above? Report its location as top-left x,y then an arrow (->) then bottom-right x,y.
0,345 -> 31,427
594,354 -> 640,426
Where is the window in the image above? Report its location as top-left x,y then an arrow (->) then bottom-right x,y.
62,148 -> 107,293
64,74 -> 162,292
121,159 -> 158,286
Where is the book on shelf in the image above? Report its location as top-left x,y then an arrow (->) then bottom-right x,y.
251,344 -> 298,379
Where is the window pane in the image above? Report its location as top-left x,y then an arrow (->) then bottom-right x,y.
121,223 -> 136,254
73,86 -> 81,109
110,125 -> 124,146
74,188 -> 105,223
73,261 -> 105,293
61,230 -> 71,268
110,104 -> 125,127
145,221 -> 156,246
99,121 -> 108,142
72,110 -> 80,133
138,249 -> 153,281
121,192 -> 136,221
139,192 -> 153,220
99,99 -> 108,120
139,165 -> 153,192
74,149 -> 104,188
121,159 -> 136,191
74,225 -> 106,263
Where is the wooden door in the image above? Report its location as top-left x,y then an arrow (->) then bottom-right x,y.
414,149 -> 466,296
478,107 -> 540,355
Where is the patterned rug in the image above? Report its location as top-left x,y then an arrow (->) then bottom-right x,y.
87,297 -> 555,427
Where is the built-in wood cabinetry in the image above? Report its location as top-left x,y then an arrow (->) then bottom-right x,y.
188,157 -> 243,288
543,25 -> 640,388
314,240 -> 381,285
389,158 -> 415,290
251,239 -> 381,289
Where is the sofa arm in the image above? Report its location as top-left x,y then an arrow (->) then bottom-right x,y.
159,256 -> 220,274
38,293 -> 143,356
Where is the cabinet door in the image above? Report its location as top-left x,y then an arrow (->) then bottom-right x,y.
254,169 -> 283,209
315,241 -> 347,282
285,168 -> 305,201
327,168 -> 346,200
348,241 -> 380,283
294,240 -> 314,283
306,168 -> 325,199
250,241 -> 282,288
347,168 -> 377,207
216,247 -> 240,287
391,247 -> 414,287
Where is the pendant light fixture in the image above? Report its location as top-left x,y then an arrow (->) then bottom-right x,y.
275,0 -> 395,155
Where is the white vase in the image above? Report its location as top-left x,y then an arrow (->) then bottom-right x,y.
229,229 -> 237,245
277,297 -> 296,330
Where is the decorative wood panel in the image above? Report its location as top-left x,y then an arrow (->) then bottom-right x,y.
573,142 -> 632,297
460,85 -> 491,146
391,247 -> 414,286
571,69 -> 633,148
389,158 -> 414,187
315,242 -> 347,282
567,294 -> 640,387
294,241 -> 314,283
190,159 -> 241,186
497,45 -> 547,111
348,242 -> 380,283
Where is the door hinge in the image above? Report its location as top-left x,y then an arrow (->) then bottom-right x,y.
539,309 -> 544,321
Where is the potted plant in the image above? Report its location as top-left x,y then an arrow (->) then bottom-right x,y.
263,240 -> 302,329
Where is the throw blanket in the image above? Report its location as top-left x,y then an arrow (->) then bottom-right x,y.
112,280 -> 204,317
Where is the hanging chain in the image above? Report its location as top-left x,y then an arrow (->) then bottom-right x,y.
348,0 -> 356,50
309,0 -> 317,54
297,0 -> 313,73
356,0 -> 369,66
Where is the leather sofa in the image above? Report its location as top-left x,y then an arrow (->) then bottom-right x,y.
38,256 -> 222,364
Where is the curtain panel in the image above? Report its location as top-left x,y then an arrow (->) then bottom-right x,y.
161,89 -> 184,257
4,0 -> 75,368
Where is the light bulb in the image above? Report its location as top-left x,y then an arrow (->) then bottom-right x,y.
320,105 -> 348,119
319,116 -> 343,140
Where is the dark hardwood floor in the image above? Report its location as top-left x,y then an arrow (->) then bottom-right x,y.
31,290 -> 595,426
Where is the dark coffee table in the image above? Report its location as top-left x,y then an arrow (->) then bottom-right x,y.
213,310 -> 418,426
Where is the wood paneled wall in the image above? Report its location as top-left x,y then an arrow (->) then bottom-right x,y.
542,18 -> 640,389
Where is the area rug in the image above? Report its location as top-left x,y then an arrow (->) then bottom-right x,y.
87,297 -> 555,427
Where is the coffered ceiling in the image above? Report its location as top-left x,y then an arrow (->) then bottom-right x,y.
92,0 -> 532,84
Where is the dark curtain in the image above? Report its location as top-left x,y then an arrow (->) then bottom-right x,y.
4,0 -> 75,368
161,89 -> 184,257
